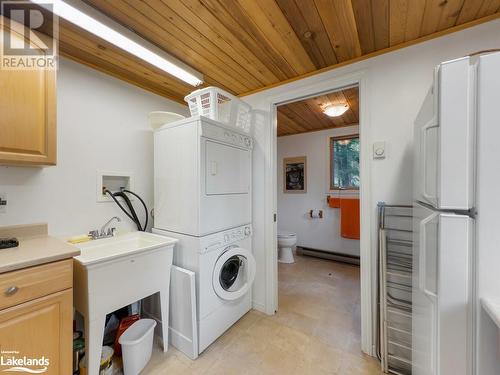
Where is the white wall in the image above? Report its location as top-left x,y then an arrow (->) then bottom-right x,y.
277,126 -> 360,256
0,58 -> 188,236
245,18 -> 500,328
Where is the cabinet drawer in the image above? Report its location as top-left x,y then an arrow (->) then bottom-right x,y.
0,260 -> 72,310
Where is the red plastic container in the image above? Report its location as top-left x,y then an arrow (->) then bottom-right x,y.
114,314 -> 141,356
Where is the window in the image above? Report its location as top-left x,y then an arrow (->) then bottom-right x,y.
330,135 -> 360,190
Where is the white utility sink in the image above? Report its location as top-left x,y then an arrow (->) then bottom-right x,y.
72,231 -> 177,375
74,231 -> 177,266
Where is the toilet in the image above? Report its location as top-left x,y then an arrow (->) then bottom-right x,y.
277,231 -> 297,264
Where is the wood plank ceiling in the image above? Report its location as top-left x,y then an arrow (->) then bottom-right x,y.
278,86 -> 359,136
58,0 -> 500,103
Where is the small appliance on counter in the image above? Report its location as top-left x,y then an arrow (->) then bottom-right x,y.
0,237 -> 18,249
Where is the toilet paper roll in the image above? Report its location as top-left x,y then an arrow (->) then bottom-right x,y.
309,209 -> 323,219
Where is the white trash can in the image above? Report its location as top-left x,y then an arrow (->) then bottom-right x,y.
119,318 -> 157,375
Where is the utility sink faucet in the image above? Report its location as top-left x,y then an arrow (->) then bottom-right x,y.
89,216 -> 121,240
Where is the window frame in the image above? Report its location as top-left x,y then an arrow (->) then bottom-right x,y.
329,134 -> 360,191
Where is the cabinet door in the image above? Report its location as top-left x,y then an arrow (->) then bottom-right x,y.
0,16 -> 56,166
0,289 -> 72,375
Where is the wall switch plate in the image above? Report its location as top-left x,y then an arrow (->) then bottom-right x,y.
0,193 -> 7,213
373,141 -> 386,159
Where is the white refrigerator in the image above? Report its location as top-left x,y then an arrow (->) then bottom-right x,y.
412,52 -> 500,375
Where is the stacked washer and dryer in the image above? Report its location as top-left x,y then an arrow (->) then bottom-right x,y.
152,113 -> 256,356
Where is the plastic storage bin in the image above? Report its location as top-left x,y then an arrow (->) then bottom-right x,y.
184,86 -> 251,133
119,319 -> 157,375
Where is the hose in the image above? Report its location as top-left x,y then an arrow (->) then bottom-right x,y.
104,190 -> 136,223
104,189 -> 148,231
122,189 -> 149,231
114,191 -> 142,231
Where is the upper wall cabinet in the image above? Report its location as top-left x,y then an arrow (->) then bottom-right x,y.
0,16 -> 56,166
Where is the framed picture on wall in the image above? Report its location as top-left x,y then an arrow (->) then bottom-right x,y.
283,156 -> 307,193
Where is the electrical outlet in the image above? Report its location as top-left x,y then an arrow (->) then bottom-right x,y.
0,193 -> 7,213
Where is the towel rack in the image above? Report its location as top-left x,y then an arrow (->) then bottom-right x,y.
377,202 -> 413,375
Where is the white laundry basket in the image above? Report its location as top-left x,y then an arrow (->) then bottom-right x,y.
184,86 -> 252,133
119,319 -> 157,375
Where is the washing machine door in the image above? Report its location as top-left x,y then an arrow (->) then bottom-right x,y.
212,246 -> 256,301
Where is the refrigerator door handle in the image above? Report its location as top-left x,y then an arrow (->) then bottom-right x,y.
419,212 -> 439,299
423,288 -> 438,302
420,120 -> 439,206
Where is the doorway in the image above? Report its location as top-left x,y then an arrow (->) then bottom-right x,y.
262,71 -> 373,355
275,84 -> 363,354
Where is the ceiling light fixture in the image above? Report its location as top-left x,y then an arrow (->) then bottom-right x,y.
34,0 -> 203,86
323,103 -> 349,117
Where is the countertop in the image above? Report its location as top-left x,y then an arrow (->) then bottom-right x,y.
0,223 -> 80,274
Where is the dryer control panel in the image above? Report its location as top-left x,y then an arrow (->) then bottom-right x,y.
201,122 -> 253,150
200,224 -> 252,253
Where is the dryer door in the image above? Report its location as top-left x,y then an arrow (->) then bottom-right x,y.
205,140 -> 251,195
212,246 -> 256,301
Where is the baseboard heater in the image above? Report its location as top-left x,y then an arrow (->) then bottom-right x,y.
297,246 -> 360,265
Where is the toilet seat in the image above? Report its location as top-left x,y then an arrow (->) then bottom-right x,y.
278,231 -> 296,238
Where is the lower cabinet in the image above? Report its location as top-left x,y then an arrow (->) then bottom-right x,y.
0,263 -> 73,375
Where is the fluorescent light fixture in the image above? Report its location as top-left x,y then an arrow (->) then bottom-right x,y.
323,103 -> 349,117
33,0 -> 203,86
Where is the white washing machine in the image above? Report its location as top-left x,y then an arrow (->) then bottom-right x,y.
153,224 -> 255,353
154,116 -> 252,236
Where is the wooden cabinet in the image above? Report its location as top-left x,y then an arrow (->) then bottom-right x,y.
0,16 -> 56,166
0,261 -> 72,374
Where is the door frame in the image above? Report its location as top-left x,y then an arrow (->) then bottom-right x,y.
263,69 -> 374,355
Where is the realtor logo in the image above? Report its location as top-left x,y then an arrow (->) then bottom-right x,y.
0,351 -> 49,374
1,1 -> 57,70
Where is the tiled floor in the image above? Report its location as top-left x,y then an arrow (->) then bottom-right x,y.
143,254 -> 382,374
